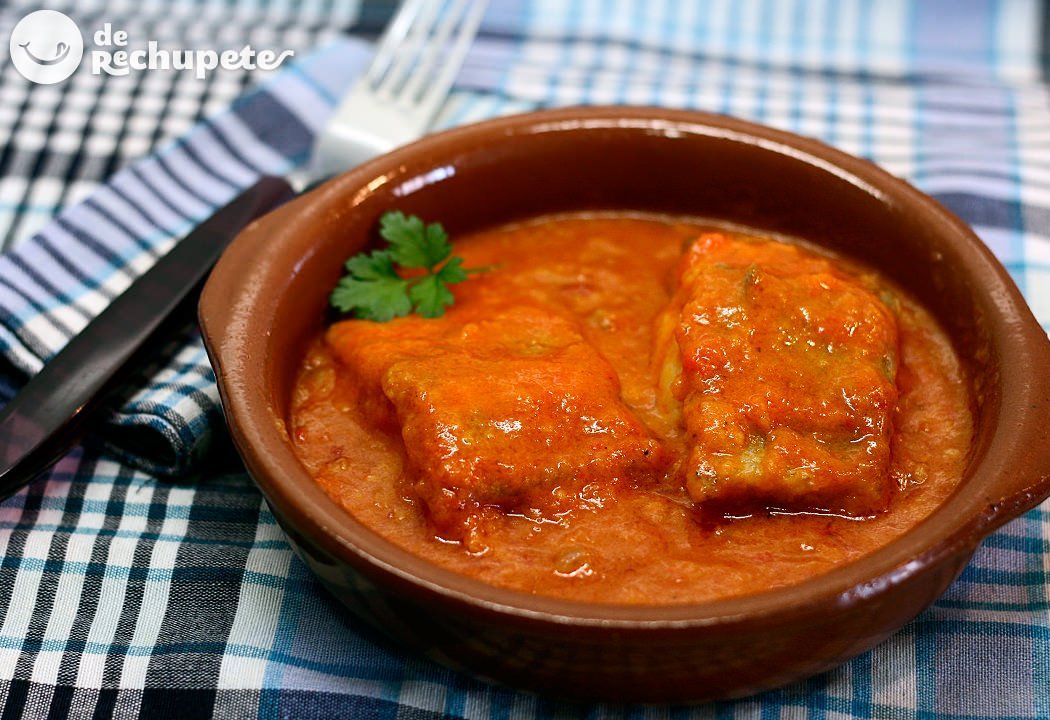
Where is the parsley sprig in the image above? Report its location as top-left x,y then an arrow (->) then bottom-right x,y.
329,211 -> 481,322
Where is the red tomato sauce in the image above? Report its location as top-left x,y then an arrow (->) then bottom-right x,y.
291,214 -> 973,604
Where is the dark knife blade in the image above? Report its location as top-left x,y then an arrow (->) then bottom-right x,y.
0,175 -> 294,501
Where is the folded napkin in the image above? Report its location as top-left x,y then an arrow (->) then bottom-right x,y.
0,39 -> 376,476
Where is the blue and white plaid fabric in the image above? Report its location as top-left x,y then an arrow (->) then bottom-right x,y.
0,1 -> 1048,717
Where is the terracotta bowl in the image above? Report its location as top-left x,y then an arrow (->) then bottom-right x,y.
198,107 -> 1050,703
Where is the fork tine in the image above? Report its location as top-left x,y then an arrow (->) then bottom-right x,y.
374,0 -> 488,112
375,0 -> 443,99
308,0 -> 489,176
416,0 -> 488,115
364,0 -> 427,86
399,0 -> 472,104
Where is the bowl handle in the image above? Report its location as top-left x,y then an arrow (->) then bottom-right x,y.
198,188 -> 317,365
976,330 -> 1050,533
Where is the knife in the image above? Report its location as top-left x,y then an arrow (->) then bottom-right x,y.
0,175 -> 294,502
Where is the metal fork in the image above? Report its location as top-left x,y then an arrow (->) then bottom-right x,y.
308,0 -> 489,180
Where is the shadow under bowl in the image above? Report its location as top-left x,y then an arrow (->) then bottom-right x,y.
198,106 -> 1050,703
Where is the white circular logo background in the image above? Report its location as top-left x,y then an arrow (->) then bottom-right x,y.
9,10 -> 83,84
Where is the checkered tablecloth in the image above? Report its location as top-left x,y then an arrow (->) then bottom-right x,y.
0,1 -> 1048,718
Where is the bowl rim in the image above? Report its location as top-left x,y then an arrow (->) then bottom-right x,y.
200,105 -> 1050,628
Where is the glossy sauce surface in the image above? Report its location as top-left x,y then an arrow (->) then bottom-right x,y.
291,215 -> 973,604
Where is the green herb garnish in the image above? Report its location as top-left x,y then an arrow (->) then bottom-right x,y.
330,211 -> 481,321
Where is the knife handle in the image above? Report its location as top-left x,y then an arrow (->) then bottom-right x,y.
0,175 -> 295,501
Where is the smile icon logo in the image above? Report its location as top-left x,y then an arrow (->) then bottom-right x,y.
9,11 -> 84,84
